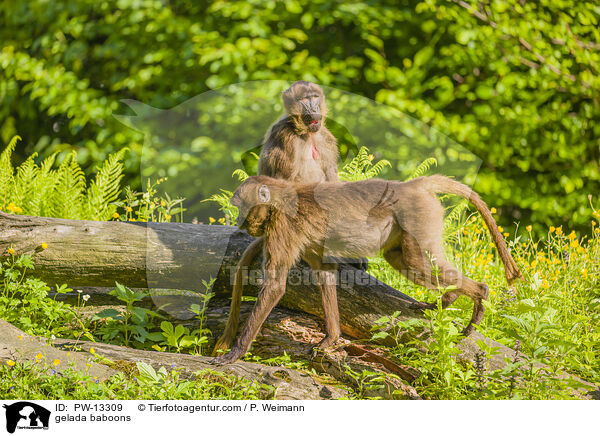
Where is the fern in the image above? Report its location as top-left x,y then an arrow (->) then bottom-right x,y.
0,135 -> 19,210
13,153 -> 39,208
86,148 -> 128,220
50,151 -> 86,219
27,152 -> 58,216
405,157 -> 438,181
339,146 -> 391,181
232,168 -> 249,182
0,137 -> 129,222
443,199 -> 471,244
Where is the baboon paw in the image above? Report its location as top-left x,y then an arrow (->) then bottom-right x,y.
310,337 -> 339,358
210,352 -> 241,365
410,301 -> 436,312
461,323 -> 476,337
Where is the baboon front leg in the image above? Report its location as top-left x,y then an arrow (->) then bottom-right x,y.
213,264 -> 289,364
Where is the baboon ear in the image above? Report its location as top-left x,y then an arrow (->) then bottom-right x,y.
258,185 -> 271,203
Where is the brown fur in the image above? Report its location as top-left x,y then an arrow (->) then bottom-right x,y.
212,81 -> 339,356
213,175 -> 523,363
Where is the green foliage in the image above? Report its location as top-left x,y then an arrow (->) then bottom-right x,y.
2,0 -> 598,231
202,169 -> 248,226
92,283 -> 164,348
0,136 -> 127,220
0,250 -> 88,339
405,157 -> 438,181
0,360 -> 271,400
339,146 -> 391,181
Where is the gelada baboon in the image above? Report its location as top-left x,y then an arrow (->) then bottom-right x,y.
213,175 -> 523,364
212,81 -> 340,356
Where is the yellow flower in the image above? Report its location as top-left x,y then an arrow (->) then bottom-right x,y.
549,226 -> 555,233
567,231 -> 577,240
89,347 -> 96,355
161,200 -> 166,207
35,353 -> 43,361
7,202 -> 16,211
41,242 -> 48,250
555,226 -> 563,235
498,226 -> 503,233
531,260 -> 538,268
541,280 -> 549,289
570,239 -> 579,248
15,206 -> 23,213
209,217 -> 215,224
503,232 -> 509,237
368,154 -> 374,161
595,228 -> 600,234
526,225 -> 532,232
126,206 -> 133,212
7,247 -> 15,255
6,359 -> 15,366
17,335 -> 23,341
53,359 -> 60,366
113,212 -> 120,219
165,214 -> 171,220
218,218 -> 225,224
490,207 -> 497,214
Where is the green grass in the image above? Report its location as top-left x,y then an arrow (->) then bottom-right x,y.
0,360 -> 271,400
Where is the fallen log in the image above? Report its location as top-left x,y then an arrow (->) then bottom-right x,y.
0,211 -> 421,339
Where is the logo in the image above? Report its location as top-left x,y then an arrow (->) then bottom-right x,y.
2,402 -> 50,434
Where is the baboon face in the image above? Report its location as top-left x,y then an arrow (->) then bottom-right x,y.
231,179 -> 272,237
232,176 -> 298,236
282,81 -> 326,133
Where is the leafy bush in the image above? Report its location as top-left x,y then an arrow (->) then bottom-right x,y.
1,0 -> 598,231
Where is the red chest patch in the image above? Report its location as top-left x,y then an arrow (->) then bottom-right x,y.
311,141 -> 320,160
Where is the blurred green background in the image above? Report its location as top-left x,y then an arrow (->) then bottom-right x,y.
1,0 -> 599,232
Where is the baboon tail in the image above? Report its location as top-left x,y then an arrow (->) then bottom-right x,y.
427,175 -> 523,284
212,237 -> 264,356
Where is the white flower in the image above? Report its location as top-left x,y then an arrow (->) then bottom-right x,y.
76,289 -> 83,294
83,295 -> 90,302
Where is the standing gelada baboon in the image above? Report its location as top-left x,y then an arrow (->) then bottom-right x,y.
213,175 -> 523,363
212,81 -> 340,355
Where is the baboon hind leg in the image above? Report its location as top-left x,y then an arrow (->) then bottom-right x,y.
303,253 -> 341,354
383,240 -> 489,335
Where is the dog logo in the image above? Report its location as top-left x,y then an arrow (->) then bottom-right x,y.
3,402 -> 50,433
